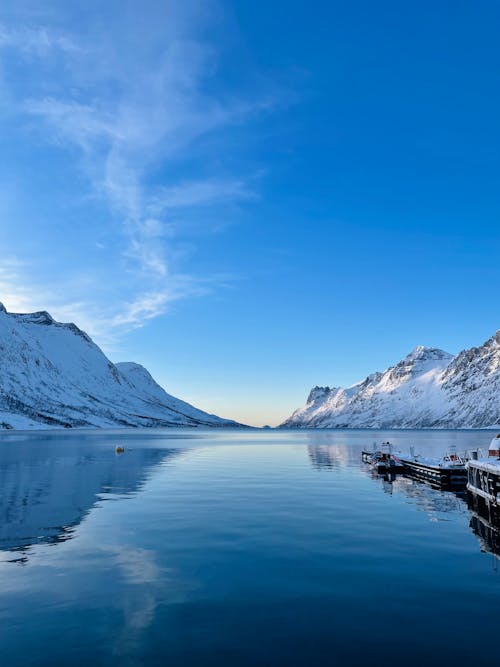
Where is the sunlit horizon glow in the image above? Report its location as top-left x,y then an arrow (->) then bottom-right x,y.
1,1 -> 499,426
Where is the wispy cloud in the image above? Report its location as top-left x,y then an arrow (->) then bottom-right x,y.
150,178 -> 257,212
21,23 -> 269,284
25,98 -> 122,150
0,24 -> 81,57
109,280 -> 209,329
0,255 -> 234,352
0,2 -> 277,341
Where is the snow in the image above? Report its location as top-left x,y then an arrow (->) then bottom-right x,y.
0,304 -> 240,429
282,336 -> 500,428
468,459 -> 500,473
398,454 -> 465,470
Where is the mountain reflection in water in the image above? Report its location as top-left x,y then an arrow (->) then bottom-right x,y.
0,434 -> 183,559
307,444 -> 352,469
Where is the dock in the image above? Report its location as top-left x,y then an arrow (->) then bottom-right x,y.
466,435 -> 500,517
467,460 -> 500,506
398,456 -> 467,487
362,444 -> 468,485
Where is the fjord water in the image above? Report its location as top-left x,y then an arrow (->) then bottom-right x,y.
1,430 -> 499,666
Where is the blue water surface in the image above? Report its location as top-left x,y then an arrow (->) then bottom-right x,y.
0,429 -> 498,666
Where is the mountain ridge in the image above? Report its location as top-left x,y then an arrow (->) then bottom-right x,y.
0,303 -> 241,430
281,335 -> 500,429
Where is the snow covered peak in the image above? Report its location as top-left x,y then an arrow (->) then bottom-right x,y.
15,310 -> 55,325
281,331 -> 500,429
403,345 -> 452,363
1,304 -> 55,324
307,386 -> 332,404
482,330 -> 500,350
0,304 -> 241,429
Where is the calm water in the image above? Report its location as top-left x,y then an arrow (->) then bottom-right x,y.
1,429 -> 499,666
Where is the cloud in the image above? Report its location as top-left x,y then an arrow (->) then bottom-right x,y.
112,546 -> 161,586
0,24 -> 81,57
0,256 -> 240,354
0,255 -> 232,351
0,1 -> 279,342
25,98 -> 123,150
22,46 -> 267,283
150,178 -> 257,212
20,19 -> 267,284
109,283 -> 206,329
0,280 -> 170,346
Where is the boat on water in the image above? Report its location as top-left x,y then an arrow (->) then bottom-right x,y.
361,441 -> 406,474
398,445 -> 468,487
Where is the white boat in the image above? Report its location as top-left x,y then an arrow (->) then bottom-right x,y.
361,441 -> 405,473
398,445 -> 468,486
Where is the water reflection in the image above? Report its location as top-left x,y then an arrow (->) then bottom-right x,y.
390,475 -> 467,519
363,457 -> 500,563
358,445 -> 469,519
469,512 -> 500,560
0,437 -> 182,560
307,445 -> 351,470
467,493 -> 500,560
3,432 -> 500,666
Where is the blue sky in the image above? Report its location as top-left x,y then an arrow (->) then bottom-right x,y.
1,1 -> 499,426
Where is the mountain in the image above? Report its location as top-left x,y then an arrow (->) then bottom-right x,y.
281,335 -> 500,429
0,303 -> 240,429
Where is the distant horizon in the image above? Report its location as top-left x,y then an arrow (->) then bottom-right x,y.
1,1 -> 499,426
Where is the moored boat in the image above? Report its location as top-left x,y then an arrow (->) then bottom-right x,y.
362,441 -> 406,473
399,445 -> 467,487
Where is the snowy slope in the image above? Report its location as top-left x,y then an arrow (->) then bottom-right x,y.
282,335 -> 500,428
0,303 -> 240,429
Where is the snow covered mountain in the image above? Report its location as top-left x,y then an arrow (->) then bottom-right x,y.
282,334 -> 500,429
0,303 -> 240,429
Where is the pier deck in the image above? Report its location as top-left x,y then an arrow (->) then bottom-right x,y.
467,460 -> 500,506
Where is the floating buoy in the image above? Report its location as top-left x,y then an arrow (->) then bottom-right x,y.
115,446 -> 125,454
